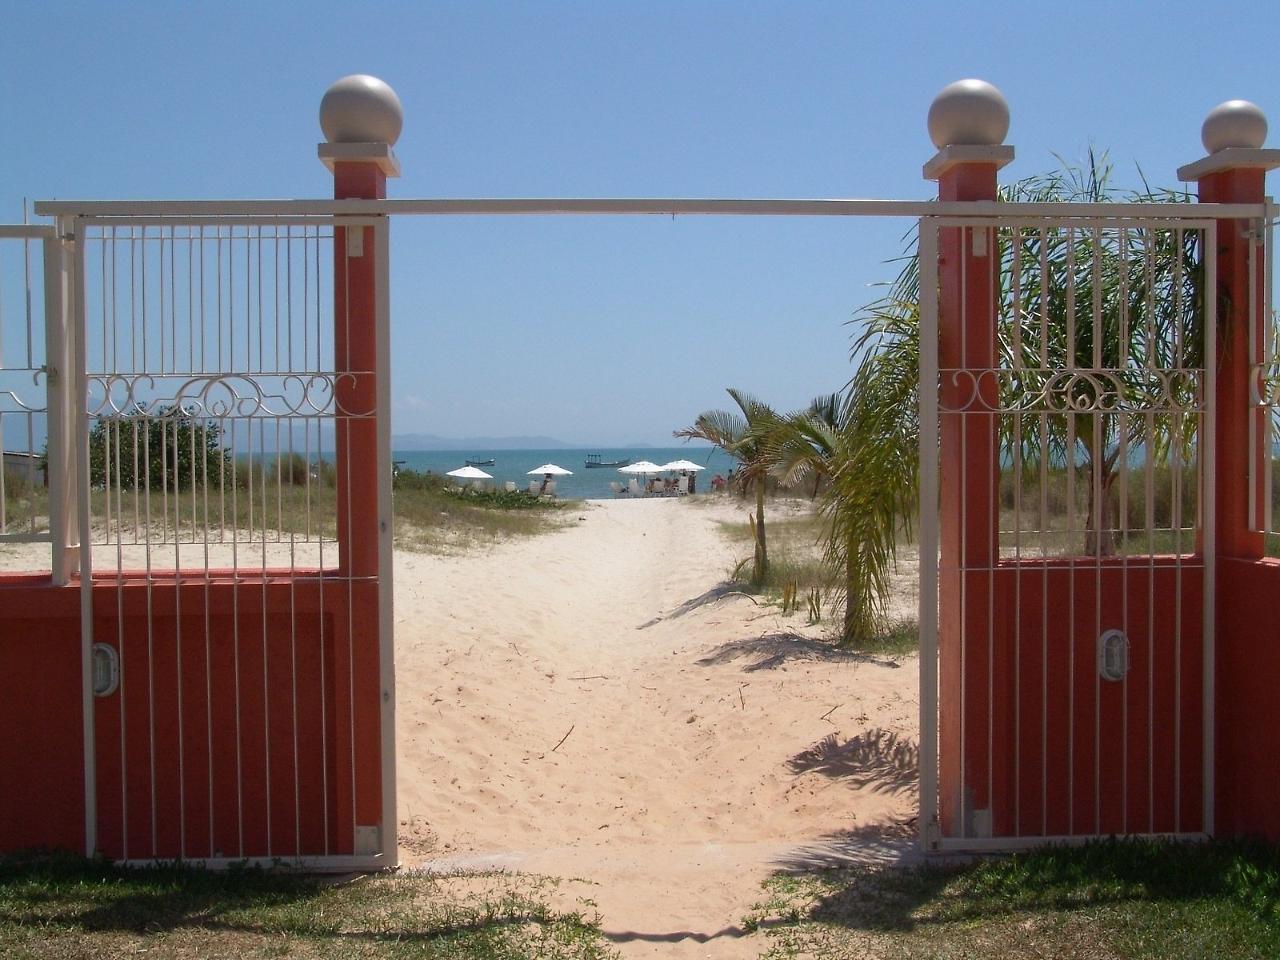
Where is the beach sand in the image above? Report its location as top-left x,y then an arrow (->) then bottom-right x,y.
395,496 -> 922,958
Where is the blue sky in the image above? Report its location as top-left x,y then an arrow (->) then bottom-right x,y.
2,2 -> 1276,445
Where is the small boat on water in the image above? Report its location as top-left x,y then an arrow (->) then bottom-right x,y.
465,458 -> 496,467
584,454 -> 631,469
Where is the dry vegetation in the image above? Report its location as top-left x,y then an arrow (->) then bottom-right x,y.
706,494 -> 919,656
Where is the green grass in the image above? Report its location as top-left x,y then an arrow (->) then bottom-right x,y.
0,851 -> 617,960
748,837 -> 1280,959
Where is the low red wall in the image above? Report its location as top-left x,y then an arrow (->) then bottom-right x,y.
1215,557 -> 1280,840
941,558 -> 1205,838
0,577 -> 84,853
0,571 -> 382,861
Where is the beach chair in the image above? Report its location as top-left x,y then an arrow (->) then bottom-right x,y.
505,481 -> 516,492
609,481 -> 623,497
677,476 -> 689,496
543,479 -> 557,498
528,479 -> 540,495
628,478 -> 641,497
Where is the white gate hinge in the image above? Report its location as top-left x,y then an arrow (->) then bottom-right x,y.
971,228 -> 988,257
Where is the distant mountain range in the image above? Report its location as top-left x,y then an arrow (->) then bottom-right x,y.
391,433 -> 658,451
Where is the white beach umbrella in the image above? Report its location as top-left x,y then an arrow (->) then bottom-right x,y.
527,463 -> 573,476
618,460 -> 663,475
658,459 -> 706,472
445,465 -> 493,480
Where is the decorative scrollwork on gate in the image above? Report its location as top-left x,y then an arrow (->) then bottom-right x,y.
939,366 -> 1203,414
0,368 -> 49,414
86,372 -> 376,420
1249,362 -> 1280,407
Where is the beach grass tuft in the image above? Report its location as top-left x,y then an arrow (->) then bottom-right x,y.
850,619 -> 919,658
715,503 -> 912,650
716,504 -> 836,606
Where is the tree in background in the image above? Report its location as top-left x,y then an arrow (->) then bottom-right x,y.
767,393 -> 843,500
675,388 -> 780,585
89,405 -> 228,491
996,159 -> 1202,555
823,303 -> 919,646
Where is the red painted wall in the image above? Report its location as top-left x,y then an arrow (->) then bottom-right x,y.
0,579 -> 84,853
1000,561 -> 1203,836
941,560 -> 1204,839
1215,557 -> 1280,840
0,573 -> 380,861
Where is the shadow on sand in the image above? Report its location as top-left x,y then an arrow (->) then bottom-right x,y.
787,728 -> 919,797
771,819 -> 921,875
636,580 -> 752,629
696,631 -> 900,672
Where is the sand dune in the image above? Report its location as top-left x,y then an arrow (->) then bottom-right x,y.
395,496 -> 921,958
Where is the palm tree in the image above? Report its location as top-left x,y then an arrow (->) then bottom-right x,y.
768,394 -> 843,499
823,300 -> 920,645
828,152 -> 1202,642
675,387 -> 780,584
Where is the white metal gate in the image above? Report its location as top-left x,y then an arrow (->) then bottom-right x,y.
67,211 -> 396,866
0,208 -> 399,867
918,212 -> 1217,851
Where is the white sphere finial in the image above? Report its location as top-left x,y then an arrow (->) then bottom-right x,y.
928,79 -> 1010,149
320,74 -> 403,145
1201,100 -> 1267,153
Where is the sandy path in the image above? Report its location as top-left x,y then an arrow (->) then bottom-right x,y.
394,497 -> 920,958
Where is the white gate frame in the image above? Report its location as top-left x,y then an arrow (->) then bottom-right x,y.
917,211 -> 1219,852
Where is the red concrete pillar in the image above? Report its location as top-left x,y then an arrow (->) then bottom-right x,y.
1177,100 -> 1280,838
319,77 -> 402,579
924,80 -> 1015,838
318,74 -> 402,859
1177,102 -> 1277,560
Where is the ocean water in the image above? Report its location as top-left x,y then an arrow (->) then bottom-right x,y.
393,446 -> 736,500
